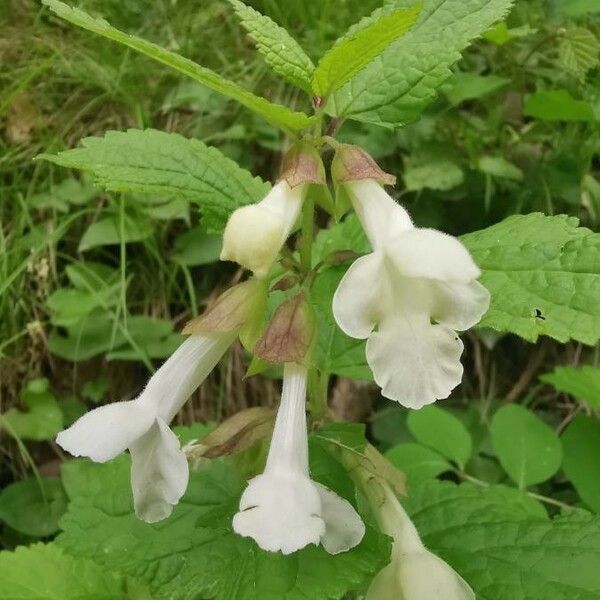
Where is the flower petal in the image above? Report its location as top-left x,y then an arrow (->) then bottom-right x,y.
129,418 -> 188,523
146,332 -> 237,423
388,228 -> 480,283
265,363 -> 309,474
315,483 -> 365,555
347,180 -> 413,249
367,552 -> 475,600
332,253 -> 386,339
366,314 -> 464,409
232,471 -> 325,554
220,181 -> 304,277
56,400 -> 154,463
430,279 -> 490,331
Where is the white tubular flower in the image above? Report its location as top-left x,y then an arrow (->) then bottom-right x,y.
57,332 -> 236,523
220,181 -> 304,278
232,363 -> 365,555
365,482 -> 474,600
332,179 -> 490,409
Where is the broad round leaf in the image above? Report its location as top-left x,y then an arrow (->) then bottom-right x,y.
490,405 -> 562,488
0,478 -> 68,537
407,406 -> 472,468
562,414 -> 600,513
385,443 -> 452,485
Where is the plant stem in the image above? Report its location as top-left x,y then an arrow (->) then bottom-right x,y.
456,470 -> 575,511
300,193 -> 314,272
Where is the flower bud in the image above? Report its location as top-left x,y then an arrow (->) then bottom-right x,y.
253,292 -> 315,364
220,181 -> 304,278
351,461 -> 475,600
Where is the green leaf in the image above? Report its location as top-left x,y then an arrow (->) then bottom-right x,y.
81,376 -> 109,403
557,0 -> 600,17
229,0 -> 315,92
406,405 -> 472,468
403,157 -> 464,191
562,414 -> 600,513
313,422 -> 368,453
541,365 -> 600,410
478,155 -> 523,181
172,226 -> 222,266
328,0 -> 515,128
462,213 -> 600,345
558,28 -> 600,80
313,214 -> 370,262
38,129 -> 270,233
405,480 -> 600,599
310,266 -> 372,380
58,457 -> 391,600
312,4 -> 421,97
48,314 -> 181,362
0,478 -> 67,537
385,442 -> 452,484
41,0 -> 313,134
524,89 -> 596,122
490,404 -> 562,488
29,176 -> 100,212
2,379 -> 63,441
78,215 -> 152,252
443,72 -> 510,105
0,544 -> 132,599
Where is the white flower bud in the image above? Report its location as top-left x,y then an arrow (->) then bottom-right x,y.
221,181 -> 304,278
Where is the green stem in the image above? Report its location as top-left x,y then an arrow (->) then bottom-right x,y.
456,470 -> 574,511
299,193 -> 314,272
308,369 -> 329,421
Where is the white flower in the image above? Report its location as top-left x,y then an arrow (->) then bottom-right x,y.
56,332 -> 236,523
332,179 -> 490,409
365,482 -> 475,600
220,181 -> 305,278
232,363 -> 365,555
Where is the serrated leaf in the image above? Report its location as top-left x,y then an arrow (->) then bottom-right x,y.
490,404 -> 562,488
406,406 -> 472,468
562,415 -> 600,513
558,27 -> 600,80
462,213 -> 600,345
524,89 -> 596,122
0,478 -> 67,537
312,4 -> 421,97
0,544 -> 131,599
328,0 -> 515,128
38,129 -> 270,233
41,0 -> 313,134
229,0 -> 314,92
541,365 -> 600,410
405,480 -> 600,600
57,457 -> 391,600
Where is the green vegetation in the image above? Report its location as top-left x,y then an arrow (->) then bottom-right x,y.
1,0 -> 600,598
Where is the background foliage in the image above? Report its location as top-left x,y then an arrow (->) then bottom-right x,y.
1,0 -> 600,598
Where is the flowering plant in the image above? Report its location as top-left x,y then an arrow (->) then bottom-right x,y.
13,1 -> 600,599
